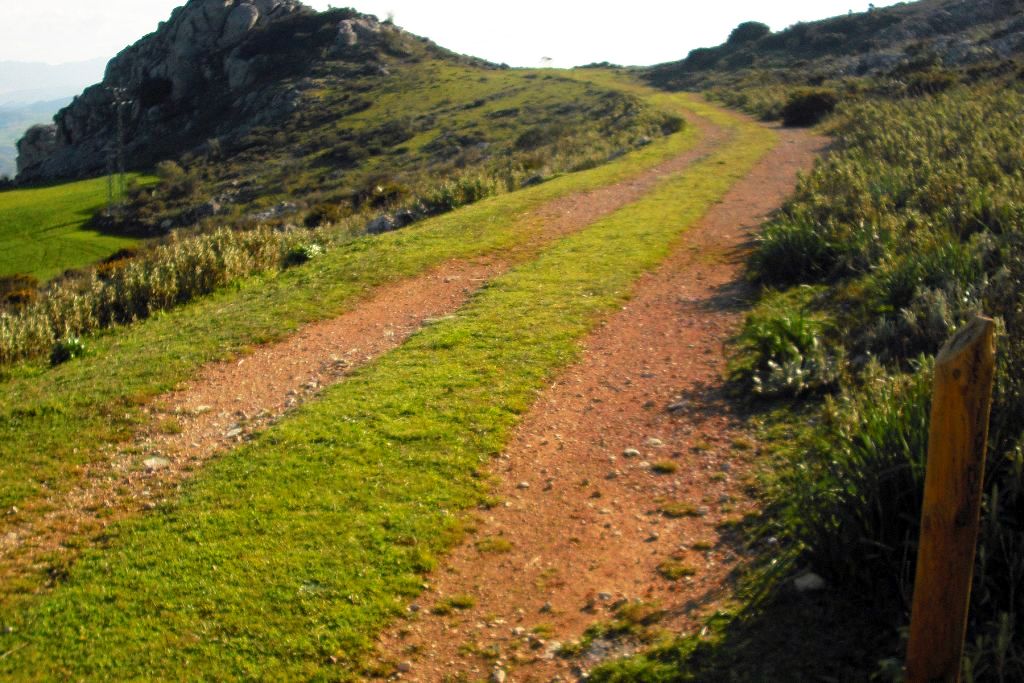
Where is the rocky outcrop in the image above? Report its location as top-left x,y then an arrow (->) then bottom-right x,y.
16,0 -> 393,183
16,125 -> 58,173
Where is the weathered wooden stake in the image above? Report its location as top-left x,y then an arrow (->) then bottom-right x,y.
906,314 -> 997,683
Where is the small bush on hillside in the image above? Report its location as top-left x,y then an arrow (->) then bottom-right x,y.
353,180 -> 409,210
50,336 -> 87,366
685,46 -> 726,70
284,243 -> 325,267
750,211 -> 842,285
0,274 -> 40,310
515,124 -> 567,151
781,88 -> 839,127
421,174 -> 497,214
731,291 -> 843,398
659,115 -> 686,135
96,247 -> 143,280
728,21 -> 771,45
906,69 -> 959,96
304,203 -> 346,228
155,160 -> 185,182
326,141 -> 370,168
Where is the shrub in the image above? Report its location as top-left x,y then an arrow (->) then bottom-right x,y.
781,88 -> 839,127
731,292 -> 843,398
1,274 -> 40,309
0,226 -> 315,366
284,243 -> 325,267
750,211 -> 842,285
906,69 -> 958,96
421,174 -> 497,214
304,203 -> 345,228
50,336 -> 87,366
728,21 -> 771,45
659,115 -> 685,135
326,142 -> 369,168
155,160 -> 185,182
684,46 -> 726,70
514,124 -> 566,151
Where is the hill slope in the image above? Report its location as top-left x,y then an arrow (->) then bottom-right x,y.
9,1 -> 676,253
648,0 -> 1024,95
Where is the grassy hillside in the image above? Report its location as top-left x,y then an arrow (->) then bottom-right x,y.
2,6 -> 676,324
0,79 -> 775,679
0,59 -> 677,367
646,0 -> 1024,125
112,59 -> 677,237
0,104 -> 700,518
0,175 -> 154,282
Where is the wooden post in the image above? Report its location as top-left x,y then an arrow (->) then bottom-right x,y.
906,315 -> 997,683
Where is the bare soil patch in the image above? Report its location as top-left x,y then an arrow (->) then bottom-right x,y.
373,125 -> 828,682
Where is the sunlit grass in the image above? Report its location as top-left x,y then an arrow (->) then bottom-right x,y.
0,175 -> 156,281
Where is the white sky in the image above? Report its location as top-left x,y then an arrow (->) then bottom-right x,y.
1,1 -> 906,68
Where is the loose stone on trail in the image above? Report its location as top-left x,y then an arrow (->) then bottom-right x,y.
144,457 -> 171,471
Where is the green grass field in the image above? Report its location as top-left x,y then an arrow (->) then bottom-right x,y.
0,175 -> 155,281
0,76 -> 777,678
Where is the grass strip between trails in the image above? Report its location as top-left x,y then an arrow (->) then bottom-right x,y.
0,82 -> 702,515
0,99 -> 775,678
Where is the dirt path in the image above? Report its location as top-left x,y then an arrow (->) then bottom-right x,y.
373,125 -> 828,682
0,110 -> 728,597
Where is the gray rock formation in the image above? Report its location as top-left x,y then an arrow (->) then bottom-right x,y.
334,17 -> 381,52
16,0 -> 373,182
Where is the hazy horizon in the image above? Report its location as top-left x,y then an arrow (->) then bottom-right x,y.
1,1 -> 907,69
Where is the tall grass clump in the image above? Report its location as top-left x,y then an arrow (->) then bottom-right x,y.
783,364 -> 932,602
0,226 -> 322,366
730,289 -> 843,398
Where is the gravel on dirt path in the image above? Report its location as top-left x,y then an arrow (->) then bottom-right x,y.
372,124 -> 829,682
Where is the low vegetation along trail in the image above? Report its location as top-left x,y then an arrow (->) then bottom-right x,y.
0,103 -> 725,598
374,126 -> 827,680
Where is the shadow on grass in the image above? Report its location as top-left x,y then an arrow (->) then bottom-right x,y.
590,560 -> 903,682
595,362 -> 905,680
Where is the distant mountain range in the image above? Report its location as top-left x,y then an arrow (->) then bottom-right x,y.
0,58 -> 107,177
0,58 -> 107,106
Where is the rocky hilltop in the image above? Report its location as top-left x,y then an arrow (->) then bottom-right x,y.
17,0 -> 402,182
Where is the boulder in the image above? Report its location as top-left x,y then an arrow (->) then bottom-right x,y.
333,17 -> 382,52
366,215 -> 397,234
222,4 -> 261,45
16,125 -> 59,178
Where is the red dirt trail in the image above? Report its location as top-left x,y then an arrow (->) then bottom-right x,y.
373,125 -> 828,682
